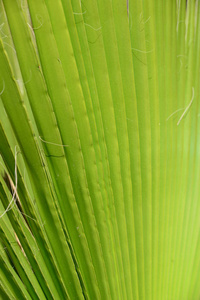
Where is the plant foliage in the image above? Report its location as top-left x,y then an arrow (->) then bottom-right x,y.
0,0 -> 200,299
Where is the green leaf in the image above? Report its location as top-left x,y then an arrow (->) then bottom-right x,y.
0,0 -> 200,299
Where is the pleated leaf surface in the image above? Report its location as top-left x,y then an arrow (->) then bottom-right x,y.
0,0 -> 200,299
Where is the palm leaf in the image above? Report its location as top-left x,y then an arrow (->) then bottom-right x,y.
0,0 -> 199,299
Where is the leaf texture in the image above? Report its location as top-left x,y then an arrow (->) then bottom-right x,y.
0,0 -> 200,299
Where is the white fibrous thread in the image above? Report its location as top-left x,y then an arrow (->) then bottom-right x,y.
131,47 -> 154,54
39,136 -> 69,147
15,70 -> 32,85
0,146 -> 18,218
73,10 -> 86,15
3,42 -> 16,53
0,23 -> 7,39
177,87 -> 194,126
166,108 -> 184,121
84,23 -> 102,31
27,14 -> 43,31
143,16 -> 151,24
0,80 -> 5,96
0,23 -> 16,53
